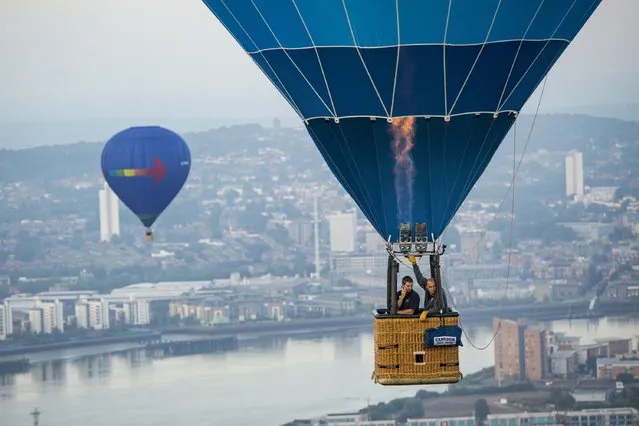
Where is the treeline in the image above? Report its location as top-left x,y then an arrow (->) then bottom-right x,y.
361,371 -> 639,422
360,369 -> 534,422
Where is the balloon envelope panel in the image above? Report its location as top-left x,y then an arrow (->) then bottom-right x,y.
307,113 -> 516,240
101,126 -> 191,228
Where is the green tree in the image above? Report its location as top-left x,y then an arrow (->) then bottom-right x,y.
224,189 -> 240,206
398,398 -> 423,423
238,201 -> 269,233
474,398 -> 490,426
556,393 -> 575,411
616,372 -> 634,384
14,235 -> 43,262
265,224 -> 291,244
549,389 -> 575,411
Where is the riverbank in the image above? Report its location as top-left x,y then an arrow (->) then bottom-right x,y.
0,331 -> 161,357
2,298 -> 636,358
160,298 -> 639,336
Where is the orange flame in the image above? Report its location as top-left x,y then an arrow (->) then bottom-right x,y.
390,117 -> 417,222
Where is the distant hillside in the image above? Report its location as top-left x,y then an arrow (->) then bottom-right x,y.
544,103 -> 639,123
510,113 -> 639,150
1,102 -> 636,150
0,116 -> 300,150
0,114 -> 637,184
0,124 -> 314,184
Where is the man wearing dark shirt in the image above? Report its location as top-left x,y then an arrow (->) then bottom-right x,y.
396,275 -> 420,315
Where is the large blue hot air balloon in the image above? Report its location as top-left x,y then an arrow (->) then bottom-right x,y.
201,0 -> 601,242
101,126 -> 191,240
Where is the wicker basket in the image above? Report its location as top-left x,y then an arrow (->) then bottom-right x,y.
372,309 -> 463,386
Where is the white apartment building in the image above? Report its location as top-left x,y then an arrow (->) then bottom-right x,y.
565,151 -> 584,200
99,181 -> 121,242
29,309 -> 43,334
75,296 -> 150,329
123,297 -> 151,326
36,299 -> 64,333
329,211 -> 357,253
87,298 -> 110,330
0,302 -> 13,340
75,300 -> 90,328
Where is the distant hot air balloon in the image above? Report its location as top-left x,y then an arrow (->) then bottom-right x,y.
101,126 -> 191,241
201,0 -> 601,242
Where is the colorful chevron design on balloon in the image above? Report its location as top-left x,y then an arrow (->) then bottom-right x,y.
106,157 -> 167,184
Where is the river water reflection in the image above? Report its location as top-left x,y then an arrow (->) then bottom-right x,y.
2,316 -> 638,426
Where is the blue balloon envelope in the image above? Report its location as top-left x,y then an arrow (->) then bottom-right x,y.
201,0 -> 601,241
101,126 -> 191,237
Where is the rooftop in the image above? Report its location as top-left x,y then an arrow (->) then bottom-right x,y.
596,357 -> 639,366
552,350 -> 577,359
575,379 -> 616,390
593,337 -> 632,344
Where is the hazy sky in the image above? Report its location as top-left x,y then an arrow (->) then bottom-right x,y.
1,0 -> 637,125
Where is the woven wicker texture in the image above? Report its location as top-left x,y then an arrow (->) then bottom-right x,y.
372,314 -> 462,386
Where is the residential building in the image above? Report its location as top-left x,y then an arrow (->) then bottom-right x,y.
124,297 -> 151,325
29,309 -> 43,333
0,302 -> 13,340
75,300 -> 90,328
493,318 -> 548,384
406,408 -> 638,426
99,181 -> 120,242
328,211 -> 357,253
565,150 -> 584,200
550,350 -> 579,377
169,299 -> 231,325
87,298 -> 110,330
36,299 -> 64,333
596,357 -> 639,379
570,379 -> 617,404
594,338 -> 633,356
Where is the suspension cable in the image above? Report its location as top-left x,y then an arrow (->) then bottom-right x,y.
383,76 -> 549,350
443,75 -> 549,351
452,76 -> 550,264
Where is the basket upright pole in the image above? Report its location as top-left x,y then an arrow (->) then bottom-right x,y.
390,257 -> 399,314
429,254 -> 441,290
386,254 -> 393,311
429,248 -> 446,313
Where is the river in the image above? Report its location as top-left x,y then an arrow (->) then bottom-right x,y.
2,316 -> 638,426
